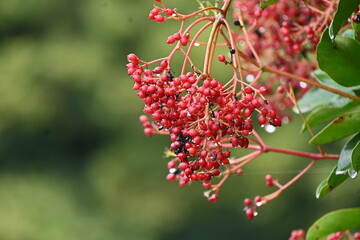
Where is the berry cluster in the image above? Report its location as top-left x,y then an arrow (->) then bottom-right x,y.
148,5 -> 176,23
288,229 -> 305,240
127,51 -> 283,199
127,0 -> 343,221
243,196 -> 262,220
232,0 -> 337,114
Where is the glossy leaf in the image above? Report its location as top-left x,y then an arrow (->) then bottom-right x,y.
301,101 -> 360,132
312,69 -> 360,91
260,0 -> 279,9
317,33 -> 360,87
338,133 -> 360,172
310,111 -> 360,145
306,208 -> 360,240
329,0 -> 360,38
316,166 -> 349,199
352,139 -> 360,171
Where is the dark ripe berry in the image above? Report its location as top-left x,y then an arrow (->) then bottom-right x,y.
229,48 -> 236,54
233,19 -> 241,26
212,170 -> 221,176
243,198 -> 252,206
166,173 -> 176,181
217,54 -> 226,62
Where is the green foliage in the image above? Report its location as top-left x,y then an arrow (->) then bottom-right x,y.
260,0 -> 279,9
329,0 -> 360,38
306,208 -> 360,240
317,33 -> 360,87
315,166 -> 349,198
309,110 -> 360,145
338,132 -> 360,172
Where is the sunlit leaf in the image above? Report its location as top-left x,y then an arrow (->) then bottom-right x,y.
300,101 -> 360,132
310,111 -> 360,145
306,208 -> 360,240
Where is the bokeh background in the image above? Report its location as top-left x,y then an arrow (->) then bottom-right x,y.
0,0 -> 359,239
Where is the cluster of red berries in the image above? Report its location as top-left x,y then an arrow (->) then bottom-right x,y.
127,51 -> 283,198
148,6 -> 175,23
289,229 -> 305,240
167,32 -> 190,46
243,196 -> 262,220
232,0 -> 335,115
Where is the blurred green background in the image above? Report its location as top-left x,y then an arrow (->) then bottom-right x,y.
0,0 -> 359,239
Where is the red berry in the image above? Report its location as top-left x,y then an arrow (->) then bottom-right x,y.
208,193 -> 219,202
217,54 -> 226,62
155,14 -> 165,23
254,196 -> 262,202
144,127 -> 153,136
245,208 -> 254,220
244,198 -> 252,206
166,173 -> 176,181
165,8 -> 174,16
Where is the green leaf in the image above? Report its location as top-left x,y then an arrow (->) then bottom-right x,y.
295,88 -> 350,113
329,0 -> 360,38
352,139 -> 360,171
317,33 -> 360,87
300,101 -> 360,132
310,111 -> 360,145
260,0 -> 279,9
312,69 -> 360,91
316,166 -> 349,199
306,208 -> 360,240
338,133 -> 360,172
353,21 -> 360,36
